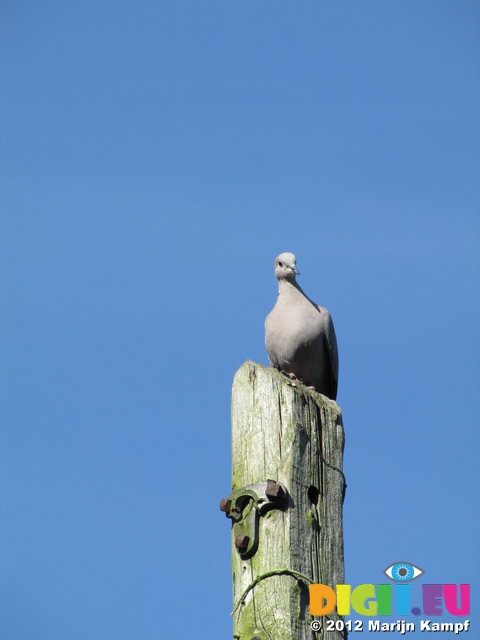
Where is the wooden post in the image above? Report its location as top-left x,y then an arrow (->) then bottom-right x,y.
229,360 -> 345,640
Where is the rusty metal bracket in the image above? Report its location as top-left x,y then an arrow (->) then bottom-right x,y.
220,480 -> 287,560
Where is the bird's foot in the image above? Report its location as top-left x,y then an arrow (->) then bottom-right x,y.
278,370 -> 319,392
280,371 -> 309,386
280,370 -> 298,381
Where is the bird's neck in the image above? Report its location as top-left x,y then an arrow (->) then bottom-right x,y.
278,278 -> 304,297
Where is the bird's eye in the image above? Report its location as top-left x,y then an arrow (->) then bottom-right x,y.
384,562 -> 424,582
278,261 -> 283,267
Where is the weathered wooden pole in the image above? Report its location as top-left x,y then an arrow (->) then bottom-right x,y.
224,360 -> 345,639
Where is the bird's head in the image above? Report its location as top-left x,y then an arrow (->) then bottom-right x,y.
274,252 -> 300,282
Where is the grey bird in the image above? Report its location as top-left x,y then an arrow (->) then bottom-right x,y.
265,252 -> 339,400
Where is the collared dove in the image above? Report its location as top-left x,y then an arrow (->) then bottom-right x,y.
265,252 -> 339,400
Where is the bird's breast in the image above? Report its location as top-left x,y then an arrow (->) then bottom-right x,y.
266,301 -> 323,357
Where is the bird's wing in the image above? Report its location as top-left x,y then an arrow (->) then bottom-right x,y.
264,313 -> 279,368
319,306 -> 339,398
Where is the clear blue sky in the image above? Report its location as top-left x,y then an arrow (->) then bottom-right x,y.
1,2 -> 479,638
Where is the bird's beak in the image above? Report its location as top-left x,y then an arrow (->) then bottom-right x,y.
291,266 -> 300,276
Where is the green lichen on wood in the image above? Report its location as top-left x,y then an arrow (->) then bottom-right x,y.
306,509 -> 315,526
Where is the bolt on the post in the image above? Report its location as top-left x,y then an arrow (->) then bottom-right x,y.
235,534 -> 249,552
219,498 -> 231,516
265,479 -> 285,501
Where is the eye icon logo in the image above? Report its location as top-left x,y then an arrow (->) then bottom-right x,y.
384,561 -> 424,582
